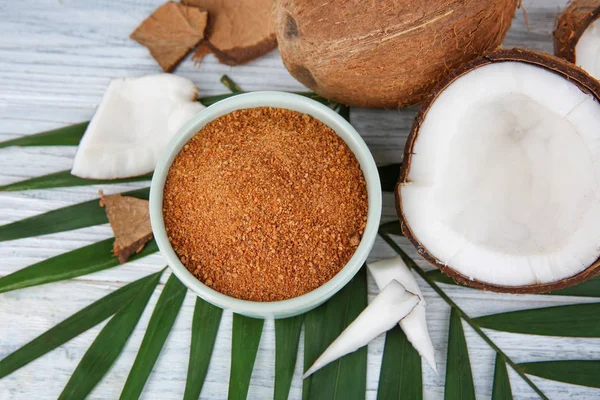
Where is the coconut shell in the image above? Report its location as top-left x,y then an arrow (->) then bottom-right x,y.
274,0 -> 518,108
100,191 -> 153,264
396,48 -> 600,294
182,0 -> 277,65
130,2 -> 208,72
554,0 -> 600,63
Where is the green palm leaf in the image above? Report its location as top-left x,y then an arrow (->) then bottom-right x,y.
0,170 -> 152,192
200,93 -> 238,106
548,276 -> 600,297
519,360 -> 600,388
378,163 -> 401,193
0,270 -> 163,379
120,273 -> 187,399
184,297 -> 223,400
378,220 -> 404,236
229,314 -> 265,400
58,270 -> 162,399
492,354 -> 513,400
426,270 -> 460,286
0,238 -> 158,294
377,325 -> 422,400
221,75 -> 243,93
337,104 -> 350,122
445,309 -> 475,400
302,268 -> 368,400
0,187 -> 149,242
474,303 -> 600,337
0,122 -> 88,148
274,315 -> 304,400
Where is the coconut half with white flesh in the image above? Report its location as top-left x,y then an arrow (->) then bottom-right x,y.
554,0 -> 600,79
71,74 -> 204,180
397,48 -> 600,293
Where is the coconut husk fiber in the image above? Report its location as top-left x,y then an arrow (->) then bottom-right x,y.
274,0 -> 518,108
100,191 -> 153,264
554,0 -> 600,62
183,0 -> 277,65
131,1 -> 208,72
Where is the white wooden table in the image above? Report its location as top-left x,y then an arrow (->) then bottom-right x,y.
1,1 -> 599,398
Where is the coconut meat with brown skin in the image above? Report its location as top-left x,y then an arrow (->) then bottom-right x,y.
576,18 -> 600,78
401,61 -> 600,287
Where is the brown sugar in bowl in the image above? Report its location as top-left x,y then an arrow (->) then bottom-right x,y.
163,107 -> 368,302
150,92 -> 381,319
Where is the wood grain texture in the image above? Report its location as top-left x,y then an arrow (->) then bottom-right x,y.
1,0 -> 600,399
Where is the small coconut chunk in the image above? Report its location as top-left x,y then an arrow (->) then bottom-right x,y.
71,74 -> 204,180
303,280 -> 419,379
131,2 -> 208,72
576,18 -> 600,79
368,257 -> 437,373
401,61 -> 600,287
100,191 -> 153,264
182,0 -> 277,65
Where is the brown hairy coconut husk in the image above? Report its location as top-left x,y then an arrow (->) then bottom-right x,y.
554,0 -> 600,62
273,0 -> 518,108
396,48 -> 600,293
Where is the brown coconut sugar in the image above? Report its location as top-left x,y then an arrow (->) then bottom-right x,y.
163,107 -> 368,301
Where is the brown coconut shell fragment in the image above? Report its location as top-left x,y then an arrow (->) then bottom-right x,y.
396,48 -> 600,294
182,0 -> 277,65
131,2 -> 208,72
100,191 -> 153,264
554,0 -> 600,63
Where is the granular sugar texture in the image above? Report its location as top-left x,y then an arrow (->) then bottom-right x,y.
163,107 -> 368,301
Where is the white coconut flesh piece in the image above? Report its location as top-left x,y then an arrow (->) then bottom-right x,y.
71,74 -> 204,180
401,61 -> 600,287
367,257 -> 437,373
303,280 -> 420,379
575,17 -> 600,79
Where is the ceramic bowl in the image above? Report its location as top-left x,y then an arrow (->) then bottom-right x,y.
150,92 -> 381,319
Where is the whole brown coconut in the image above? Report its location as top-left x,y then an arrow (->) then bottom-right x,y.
273,0 -> 518,108
554,0 -> 600,63
396,48 -> 600,294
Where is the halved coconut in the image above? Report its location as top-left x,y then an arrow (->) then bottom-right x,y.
396,48 -> 600,293
554,0 -> 600,79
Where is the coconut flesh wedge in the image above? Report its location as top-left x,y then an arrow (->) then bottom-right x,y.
71,74 -> 204,180
303,280 -> 420,379
555,0 -> 600,79
575,18 -> 600,78
367,257 -> 437,373
398,49 -> 600,293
